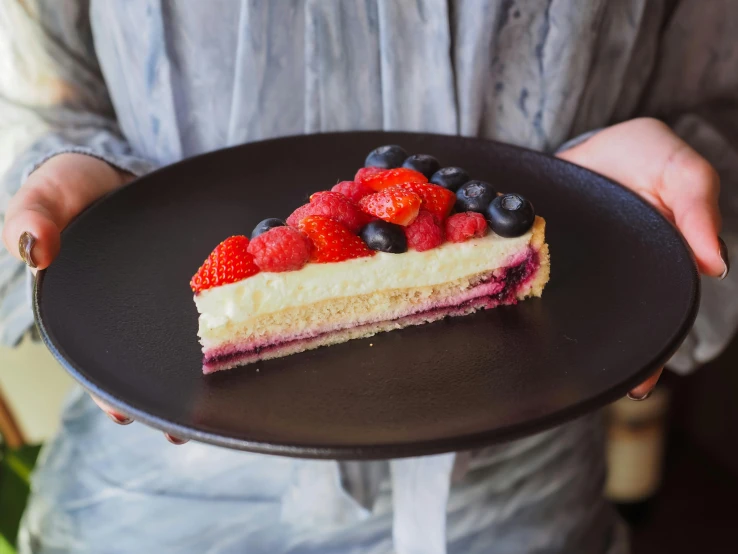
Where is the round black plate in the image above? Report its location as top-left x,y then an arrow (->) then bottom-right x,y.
34,132 -> 699,459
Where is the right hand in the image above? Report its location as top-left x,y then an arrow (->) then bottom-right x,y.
2,153 -> 187,444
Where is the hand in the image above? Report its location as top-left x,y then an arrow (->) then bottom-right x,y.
2,153 -> 187,444
557,118 -> 729,400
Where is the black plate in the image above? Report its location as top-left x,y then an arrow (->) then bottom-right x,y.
34,132 -> 699,459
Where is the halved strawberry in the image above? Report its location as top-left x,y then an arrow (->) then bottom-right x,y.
396,182 -> 456,222
190,235 -> 260,293
356,167 -> 428,191
298,215 -> 375,263
358,186 -> 422,226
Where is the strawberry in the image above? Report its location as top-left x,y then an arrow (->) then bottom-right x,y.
358,186 -> 422,226
286,191 -> 369,233
298,215 -> 375,263
190,235 -> 260,293
331,180 -> 375,203
396,182 -> 455,222
445,212 -> 489,243
405,210 -> 444,252
357,167 -> 428,191
247,226 -> 313,272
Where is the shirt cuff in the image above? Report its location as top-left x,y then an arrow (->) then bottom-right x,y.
22,147 -> 158,183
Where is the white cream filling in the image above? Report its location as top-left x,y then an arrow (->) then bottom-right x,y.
194,229 -> 533,329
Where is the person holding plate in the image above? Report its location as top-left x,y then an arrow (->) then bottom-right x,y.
1,1 -> 735,553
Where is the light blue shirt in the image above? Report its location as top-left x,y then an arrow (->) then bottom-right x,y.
2,1 -> 738,553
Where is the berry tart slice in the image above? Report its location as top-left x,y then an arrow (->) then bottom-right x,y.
191,145 -> 550,374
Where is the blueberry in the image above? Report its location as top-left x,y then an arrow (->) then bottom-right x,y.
455,180 -> 496,213
402,154 -> 441,179
251,218 -> 286,239
365,145 -> 408,169
430,167 -> 470,192
359,221 -> 408,254
486,193 -> 535,237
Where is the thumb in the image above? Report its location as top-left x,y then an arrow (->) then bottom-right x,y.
660,146 -> 725,277
2,153 -> 132,270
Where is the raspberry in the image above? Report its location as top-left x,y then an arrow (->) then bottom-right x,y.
298,215 -> 375,263
356,167 -> 428,191
396,182 -> 455,222
247,226 -> 313,272
445,212 -> 489,243
404,210 -> 444,252
190,236 -> 260,292
354,166 -> 384,184
331,180 -> 375,203
286,191 -> 368,233
358,186 -> 422,226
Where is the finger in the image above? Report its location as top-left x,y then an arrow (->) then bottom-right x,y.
3,201 -> 62,270
164,433 -> 189,445
2,154 -> 130,270
627,367 -> 663,401
91,395 -> 133,425
660,146 -> 725,277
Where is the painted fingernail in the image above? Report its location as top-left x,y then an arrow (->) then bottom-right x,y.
19,232 -> 37,269
718,237 -> 729,280
106,411 -> 133,425
165,433 -> 189,445
627,389 -> 652,402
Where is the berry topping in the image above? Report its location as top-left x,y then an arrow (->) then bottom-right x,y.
445,212 -> 489,243
358,167 -> 428,191
286,191 -> 369,233
430,167 -> 470,192
331,180 -> 375,203
359,220 -> 408,254
402,154 -> 441,179
247,226 -> 313,272
251,218 -> 286,239
455,180 -> 497,213
298,215 -> 375,263
396,182 -> 456,222
354,166 -> 384,184
486,193 -> 536,237
358,186 -> 422,226
365,144 -> 408,169
404,210 -> 444,252
190,236 -> 260,293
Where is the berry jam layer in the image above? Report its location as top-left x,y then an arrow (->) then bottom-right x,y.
203,246 -> 547,374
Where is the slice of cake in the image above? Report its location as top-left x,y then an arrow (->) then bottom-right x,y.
191,145 -> 550,374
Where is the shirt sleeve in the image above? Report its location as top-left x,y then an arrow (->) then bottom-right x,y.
0,1 -> 156,346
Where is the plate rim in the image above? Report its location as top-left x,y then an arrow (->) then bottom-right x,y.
32,131 -> 701,459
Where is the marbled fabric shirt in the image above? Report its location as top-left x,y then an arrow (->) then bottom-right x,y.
1,1 -> 738,553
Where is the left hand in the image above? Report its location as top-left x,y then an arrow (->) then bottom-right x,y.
556,117 -> 728,400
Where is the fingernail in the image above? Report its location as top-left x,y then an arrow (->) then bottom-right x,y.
627,389 -> 653,402
165,433 -> 189,445
106,411 -> 133,425
718,237 -> 730,280
18,232 -> 37,269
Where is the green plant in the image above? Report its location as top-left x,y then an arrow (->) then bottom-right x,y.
0,439 -> 41,551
